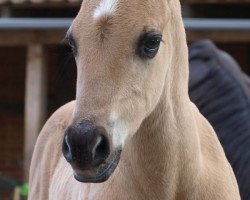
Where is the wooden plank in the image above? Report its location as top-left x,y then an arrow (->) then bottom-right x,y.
0,0 -> 8,5
13,187 -> 20,200
186,30 -> 250,42
0,30 -> 66,46
24,44 -> 47,180
181,0 -> 250,4
0,5 -> 11,17
0,1 -> 81,8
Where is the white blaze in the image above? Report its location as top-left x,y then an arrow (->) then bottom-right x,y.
110,112 -> 129,148
93,0 -> 118,19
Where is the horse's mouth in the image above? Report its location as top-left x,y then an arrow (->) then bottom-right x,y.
73,149 -> 122,183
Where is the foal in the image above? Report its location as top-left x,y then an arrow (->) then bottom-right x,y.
28,0 -> 240,199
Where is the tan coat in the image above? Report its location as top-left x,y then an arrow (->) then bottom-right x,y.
28,0 -> 241,199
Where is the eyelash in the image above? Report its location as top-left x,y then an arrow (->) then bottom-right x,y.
66,35 -> 77,56
137,32 -> 162,59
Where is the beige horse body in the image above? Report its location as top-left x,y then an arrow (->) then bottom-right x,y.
29,0 -> 240,199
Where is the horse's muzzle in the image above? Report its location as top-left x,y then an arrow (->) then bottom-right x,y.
73,148 -> 122,183
62,120 -> 121,183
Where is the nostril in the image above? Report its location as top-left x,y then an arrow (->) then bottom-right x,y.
93,134 -> 110,164
62,135 -> 73,163
62,123 -> 110,169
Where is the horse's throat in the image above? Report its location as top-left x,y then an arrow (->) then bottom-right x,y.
117,95 -> 201,198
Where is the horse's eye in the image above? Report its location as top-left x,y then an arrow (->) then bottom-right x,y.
137,32 -> 162,59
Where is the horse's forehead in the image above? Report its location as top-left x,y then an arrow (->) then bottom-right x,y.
76,0 -> 167,25
71,0 -> 168,53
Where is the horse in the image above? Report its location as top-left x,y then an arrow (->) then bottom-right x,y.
189,40 -> 250,200
28,0 -> 241,199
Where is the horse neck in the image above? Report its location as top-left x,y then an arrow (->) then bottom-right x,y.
119,92 -> 202,196
118,6 -> 202,197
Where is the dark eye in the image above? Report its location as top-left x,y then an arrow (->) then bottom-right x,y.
66,33 -> 77,56
137,32 -> 162,59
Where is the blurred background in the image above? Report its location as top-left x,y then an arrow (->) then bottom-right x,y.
0,0 -> 250,200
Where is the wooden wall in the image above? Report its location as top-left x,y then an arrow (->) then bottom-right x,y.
0,45 -> 76,199
0,46 -> 26,180
0,46 -> 25,199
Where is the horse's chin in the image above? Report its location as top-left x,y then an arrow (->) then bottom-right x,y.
73,149 -> 122,183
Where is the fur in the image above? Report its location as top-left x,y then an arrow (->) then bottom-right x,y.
28,0 -> 240,199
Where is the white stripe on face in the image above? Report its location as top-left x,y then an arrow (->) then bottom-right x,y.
110,112 -> 129,148
93,0 -> 118,19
